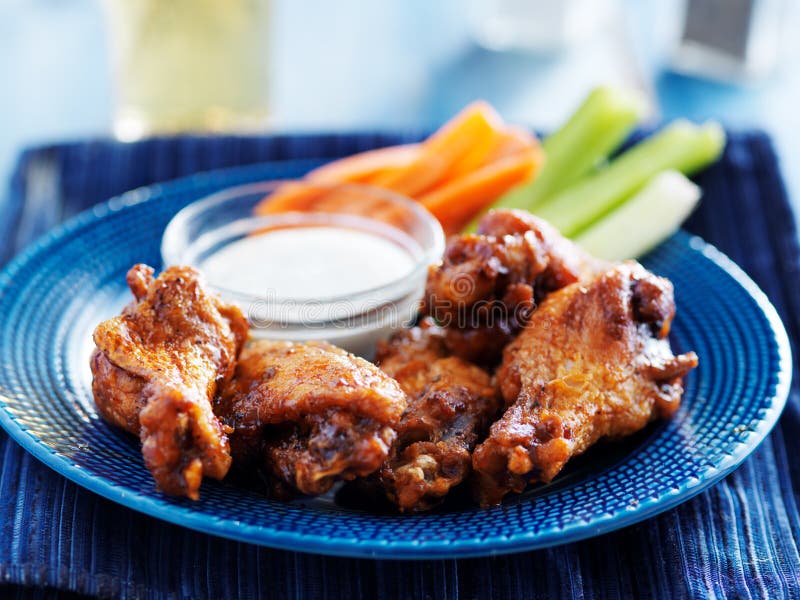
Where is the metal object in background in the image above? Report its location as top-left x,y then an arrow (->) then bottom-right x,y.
671,0 -> 784,81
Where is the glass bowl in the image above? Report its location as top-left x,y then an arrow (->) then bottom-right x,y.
161,180 -> 445,357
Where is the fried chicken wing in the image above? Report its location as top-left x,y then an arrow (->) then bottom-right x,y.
373,318 -> 500,511
438,318 -> 519,368
423,209 -> 601,365
91,264 -> 248,499
472,262 -> 698,506
215,340 -> 407,496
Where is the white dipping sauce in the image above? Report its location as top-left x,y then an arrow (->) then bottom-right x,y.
202,226 -> 415,299
199,225 -> 424,358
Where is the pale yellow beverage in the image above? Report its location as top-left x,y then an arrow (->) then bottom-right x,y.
104,0 -> 271,140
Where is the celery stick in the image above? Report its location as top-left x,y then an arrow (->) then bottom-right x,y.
494,86 -> 647,210
535,120 -> 725,236
574,170 -> 701,260
463,86 -> 647,233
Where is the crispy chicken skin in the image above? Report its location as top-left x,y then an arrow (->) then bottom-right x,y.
438,320 -> 519,369
91,264 -> 248,499
374,318 -> 501,512
423,209 -> 601,365
472,262 -> 698,507
215,339 -> 407,496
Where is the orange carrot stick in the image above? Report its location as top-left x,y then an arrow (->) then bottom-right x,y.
443,125 -> 540,182
306,144 -> 420,184
361,165 -> 409,185
253,182 -> 330,215
443,127 -> 505,181
486,126 -> 540,161
254,184 -> 401,220
420,148 -> 543,234
372,101 -> 504,197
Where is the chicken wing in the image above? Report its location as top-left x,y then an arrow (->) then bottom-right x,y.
423,209 -> 601,365
215,340 -> 407,496
91,264 -> 249,499
374,318 -> 500,511
472,262 -> 698,506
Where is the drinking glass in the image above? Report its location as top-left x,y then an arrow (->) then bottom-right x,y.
103,0 -> 271,140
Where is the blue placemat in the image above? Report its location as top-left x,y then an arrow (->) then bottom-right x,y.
1,131 -> 798,599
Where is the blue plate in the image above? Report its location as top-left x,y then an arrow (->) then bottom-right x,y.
0,161 -> 791,559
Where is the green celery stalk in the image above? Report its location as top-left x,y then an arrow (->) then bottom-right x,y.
494,87 -> 647,208
574,170 -> 701,260
464,86 -> 647,232
535,120 -> 725,236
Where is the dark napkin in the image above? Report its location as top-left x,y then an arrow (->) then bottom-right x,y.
1,132 -> 798,599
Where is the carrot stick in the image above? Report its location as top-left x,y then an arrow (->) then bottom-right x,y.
306,144 -> 420,184
254,184 -> 397,218
253,182 -> 330,215
372,101 -> 504,197
361,165 -> 409,185
445,125 -> 539,182
443,127 -> 506,181
420,149 -> 542,234
486,126 -> 540,161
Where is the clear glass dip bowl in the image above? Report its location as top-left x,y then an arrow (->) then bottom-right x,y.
161,181 -> 445,358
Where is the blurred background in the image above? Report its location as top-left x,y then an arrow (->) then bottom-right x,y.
2,0 -> 799,214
